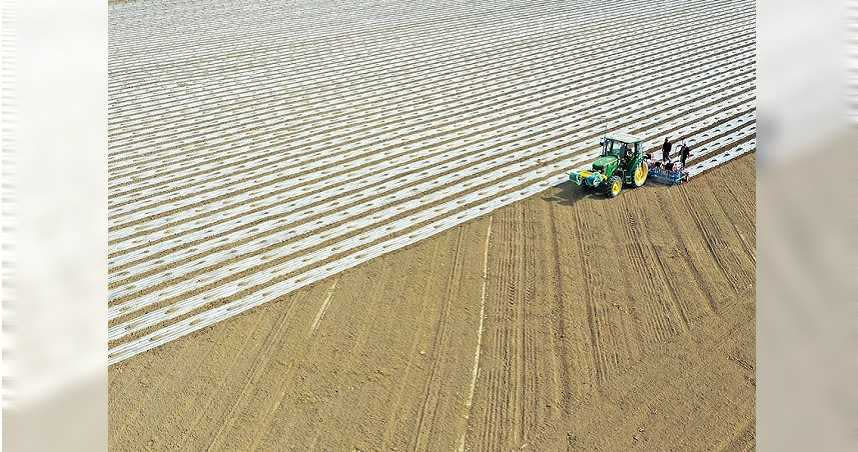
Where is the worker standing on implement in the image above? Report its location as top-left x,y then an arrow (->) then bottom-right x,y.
662,138 -> 672,162
679,142 -> 691,167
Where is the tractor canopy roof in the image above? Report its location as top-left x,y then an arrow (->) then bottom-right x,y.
603,132 -> 642,144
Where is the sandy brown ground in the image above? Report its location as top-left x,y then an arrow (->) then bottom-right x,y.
109,154 -> 756,451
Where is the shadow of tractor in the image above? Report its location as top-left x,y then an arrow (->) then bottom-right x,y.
541,180 -> 600,206
542,179 -> 664,206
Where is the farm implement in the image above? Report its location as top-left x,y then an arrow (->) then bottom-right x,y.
647,140 -> 691,185
569,132 -> 649,198
647,159 -> 689,185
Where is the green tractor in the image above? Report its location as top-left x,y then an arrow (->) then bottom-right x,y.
569,132 -> 649,198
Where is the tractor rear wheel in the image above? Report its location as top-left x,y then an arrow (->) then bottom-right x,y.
632,160 -> 649,187
606,176 -> 622,198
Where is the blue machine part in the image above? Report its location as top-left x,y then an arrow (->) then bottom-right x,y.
649,166 -> 688,185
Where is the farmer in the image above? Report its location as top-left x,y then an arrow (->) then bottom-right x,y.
679,142 -> 691,167
661,138 -> 672,162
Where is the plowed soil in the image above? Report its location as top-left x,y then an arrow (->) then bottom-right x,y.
109,154 -> 755,451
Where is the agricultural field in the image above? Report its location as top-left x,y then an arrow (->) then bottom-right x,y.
109,0 -> 756,449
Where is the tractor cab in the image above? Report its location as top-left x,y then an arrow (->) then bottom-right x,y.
591,132 -> 645,180
600,132 -> 643,161
569,132 -> 650,198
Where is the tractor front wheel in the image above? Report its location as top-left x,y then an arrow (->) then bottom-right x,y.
632,160 -> 649,187
606,176 -> 623,198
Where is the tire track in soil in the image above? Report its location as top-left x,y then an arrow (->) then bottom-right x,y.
572,205 -> 604,385
620,190 -> 690,337
245,267 -> 402,450
573,200 -> 635,384
467,204 -> 533,451
708,179 -> 756,264
255,246 -> 449,451
410,227 -> 467,451
670,316 -> 755,449
712,152 -> 756,220
205,282 -> 347,451
542,185 -> 602,407
475,206 -> 517,451
113,285 -> 303,450
678,174 -> 754,294
174,292 -> 298,449
299,224 -> 483,451
614,192 -> 684,344
654,187 -> 728,316
658,158 -> 749,314
307,278 -> 339,338
703,159 -> 756,263
599,198 -> 645,361
194,255 -> 406,450
201,290 -> 307,451
520,202 -> 538,444
518,198 -> 579,439
378,233 -> 452,450
109,321 -> 222,449
457,216 -> 492,452
546,200 -> 573,414
629,187 -> 712,327
717,417 -> 756,451
527,300 -> 754,450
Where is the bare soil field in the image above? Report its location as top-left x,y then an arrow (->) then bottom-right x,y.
109,153 -> 755,451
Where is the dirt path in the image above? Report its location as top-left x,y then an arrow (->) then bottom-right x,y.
109,154 -> 755,451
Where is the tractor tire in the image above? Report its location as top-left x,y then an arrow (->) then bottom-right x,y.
606,176 -> 623,198
632,160 -> 649,188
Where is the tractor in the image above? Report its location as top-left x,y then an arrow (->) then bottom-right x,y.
569,132 -> 649,198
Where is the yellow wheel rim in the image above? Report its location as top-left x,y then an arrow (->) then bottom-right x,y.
611,180 -> 622,195
634,162 -> 648,186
